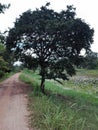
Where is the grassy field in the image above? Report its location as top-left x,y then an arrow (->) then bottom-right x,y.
20,69 -> 98,130
63,69 -> 98,96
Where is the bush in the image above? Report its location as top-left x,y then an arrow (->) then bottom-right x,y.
0,70 -> 4,77
0,56 -> 9,78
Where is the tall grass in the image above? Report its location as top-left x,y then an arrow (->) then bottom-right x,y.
20,69 -> 98,130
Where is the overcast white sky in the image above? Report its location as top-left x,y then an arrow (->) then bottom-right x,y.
0,0 -> 98,52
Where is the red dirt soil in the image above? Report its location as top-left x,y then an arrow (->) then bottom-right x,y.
0,73 -> 32,130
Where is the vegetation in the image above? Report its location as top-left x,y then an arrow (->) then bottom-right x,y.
80,51 -> 98,69
7,3 -> 94,94
0,1 -> 98,129
20,53 -> 38,70
20,69 -> 98,130
0,3 -> 10,78
0,3 -> 10,13
0,40 -> 11,78
0,56 -> 8,78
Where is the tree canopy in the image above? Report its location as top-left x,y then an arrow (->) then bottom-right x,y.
6,3 -> 94,94
0,3 -> 10,13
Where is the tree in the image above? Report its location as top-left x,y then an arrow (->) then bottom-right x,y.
81,51 -> 98,69
0,2 -> 10,78
0,56 -> 8,77
6,3 -> 94,94
20,52 -> 38,70
0,43 -> 9,77
0,3 -> 10,13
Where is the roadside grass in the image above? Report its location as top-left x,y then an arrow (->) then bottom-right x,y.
20,69 -> 98,130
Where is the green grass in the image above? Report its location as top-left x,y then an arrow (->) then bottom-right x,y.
63,69 -> 98,96
76,69 -> 98,77
20,69 -> 98,130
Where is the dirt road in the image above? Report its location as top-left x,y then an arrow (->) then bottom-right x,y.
0,73 -> 32,130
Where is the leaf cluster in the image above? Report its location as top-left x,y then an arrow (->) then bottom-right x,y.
0,3 -> 10,14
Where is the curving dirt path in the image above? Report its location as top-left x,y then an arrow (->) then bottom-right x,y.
0,73 -> 32,130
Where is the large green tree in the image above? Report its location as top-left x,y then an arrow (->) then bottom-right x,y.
6,3 -> 94,94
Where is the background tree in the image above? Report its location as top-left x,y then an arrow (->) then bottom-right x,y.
6,3 -> 94,94
20,52 -> 38,70
0,3 -> 10,78
0,42 -> 9,77
0,56 -> 8,78
80,51 -> 98,69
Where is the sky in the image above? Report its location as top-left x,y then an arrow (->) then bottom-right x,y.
0,0 -> 98,52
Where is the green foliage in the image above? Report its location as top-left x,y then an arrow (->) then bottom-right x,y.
82,51 -> 98,69
20,69 -> 98,130
0,43 -> 10,78
20,53 -> 38,70
0,40 -> 10,78
20,69 -> 41,96
0,3 -> 11,78
0,56 -> 8,77
7,3 -> 94,93
0,3 -> 10,13
0,43 -> 5,55
29,95 -> 98,130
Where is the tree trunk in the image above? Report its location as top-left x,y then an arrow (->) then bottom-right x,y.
40,76 -> 45,94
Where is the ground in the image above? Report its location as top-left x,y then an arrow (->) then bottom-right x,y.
0,73 -> 32,130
